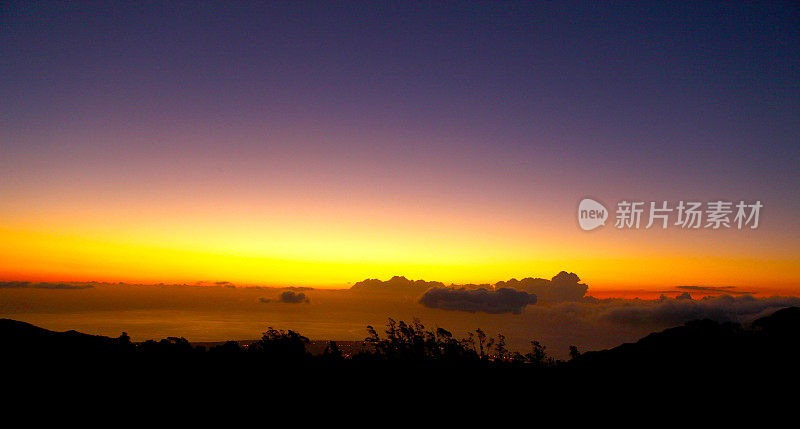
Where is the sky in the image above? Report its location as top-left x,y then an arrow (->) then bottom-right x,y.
1,1 -> 798,291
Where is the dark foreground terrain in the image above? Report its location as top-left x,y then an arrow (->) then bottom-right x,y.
3,307 -> 799,404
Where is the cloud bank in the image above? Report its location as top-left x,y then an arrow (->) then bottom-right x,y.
676,285 -> 755,295
0,281 -> 93,290
349,272 -> 587,304
419,287 -> 537,314
602,295 -> 800,326
350,276 -> 444,294
496,271 -> 588,303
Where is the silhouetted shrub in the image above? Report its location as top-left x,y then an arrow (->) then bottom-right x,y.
249,327 -> 309,360
210,341 -> 242,353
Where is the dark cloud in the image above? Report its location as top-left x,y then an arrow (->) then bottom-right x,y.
676,292 -> 693,300
215,281 -> 236,288
35,283 -> 92,290
258,291 -> 309,304
192,280 -> 236,287
496,271 -> 588,303
279,291 -> 308,304
602,295 -> 800,326
0,281 -> 92,290
0,281 -> 29,288
676,286 -> 754,295
419,287 -> 537,314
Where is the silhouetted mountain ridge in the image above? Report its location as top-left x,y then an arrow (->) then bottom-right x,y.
573,306 -> 800,370
0,318 -> 124,354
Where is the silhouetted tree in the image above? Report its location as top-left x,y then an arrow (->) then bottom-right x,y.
495,334 -> 508,360
511,352 -> 527,363
250,327 -> 309,360
118,332 -> 135,352
137,336 -> 194,354
569,345 -> 581,361
525,340 -> 552,366
476,329 -> 487,358
462,332 -> 476,354
363,319 -> 481,361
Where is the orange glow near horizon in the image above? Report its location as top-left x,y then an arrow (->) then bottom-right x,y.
2,204 -> 798,292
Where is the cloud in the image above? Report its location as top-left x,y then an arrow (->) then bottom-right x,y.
0,281 -> 93,290
192,280 -> 236,287
34,283 -> 92,290
215,281 -> 236,288
658,286 -> 756,297
349,271 -> 589,304
602,295 -> 800,326
419,287 -> 537,314
279,291 -> 309,304
676,285 -> 755,295
258,291 -> 310,304
496,271 -> 588,303
350,276 -> 444,295
0,281 -> 30,289
676,292 -> 693,300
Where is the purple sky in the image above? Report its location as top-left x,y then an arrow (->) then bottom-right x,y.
1,2 -> 798,287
